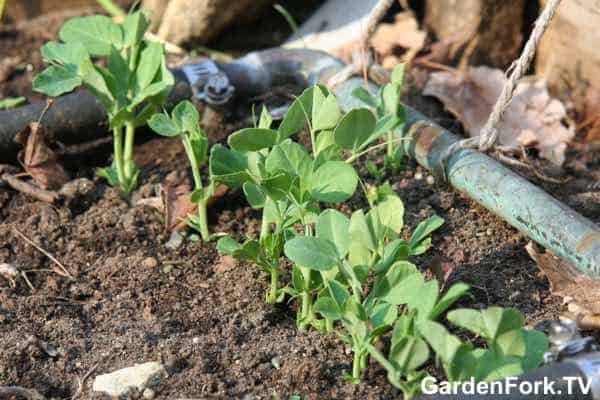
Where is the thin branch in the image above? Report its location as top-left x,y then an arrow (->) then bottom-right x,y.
13,228 -> 74,279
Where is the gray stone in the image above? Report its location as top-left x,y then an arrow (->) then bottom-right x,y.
92,362 -> 167,397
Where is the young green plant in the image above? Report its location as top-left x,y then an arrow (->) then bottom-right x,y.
284,190 -> 448,385
33,11 -> 174,193
148,100 -> 213,241
352,64 -> 406,176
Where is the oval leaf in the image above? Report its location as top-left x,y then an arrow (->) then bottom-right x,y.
228,128 -> 278,152
311,161 -> 358,203
284,236 -> 338,271
148,113 -> 180,137
333,108 -> 376,151
316,209 -> 350,259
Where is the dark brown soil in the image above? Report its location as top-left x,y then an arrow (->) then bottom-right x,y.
1,6 -> 600,400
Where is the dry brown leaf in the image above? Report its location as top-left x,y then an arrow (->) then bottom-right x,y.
371,12 -> 427,69
526,242 -> 600,326
213,254 -> 237,274
424,67 -> 575,165
14,122 -> 69,189
160,183 -> 195,232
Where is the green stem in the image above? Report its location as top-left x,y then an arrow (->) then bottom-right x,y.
266,267 -> 280,304
346,137 -> 406,164
325,318 -> 334,333
299,290 -> 312,329
387,130 -> 394,158
352,350 -> 362,382
197,198 -> 210,242
365,343 -> 402,387
96,0 -> 126,19
182,135 -> 210,241
113,126 -> 125,185
123,121 -> 136,183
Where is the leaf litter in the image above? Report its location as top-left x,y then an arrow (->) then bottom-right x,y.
424,66 -> 575,165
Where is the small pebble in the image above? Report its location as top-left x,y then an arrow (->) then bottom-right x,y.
414,171 -> 423,180
426,175 -> 435,185
143,388 -> 155,399
271,356 -> 281,369
142,257 -> 158,269
162,265 -> 173,274
192,337 -> 200,344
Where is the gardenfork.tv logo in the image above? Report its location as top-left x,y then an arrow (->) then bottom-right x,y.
421,376 -> 593,396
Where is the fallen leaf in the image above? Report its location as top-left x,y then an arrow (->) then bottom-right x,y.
160,183 -> 195,232
426,256 -> 456,288
424,67 -> 575,165
371,12 -> 427,69
213,254 -> 237,274
526,242 -> 600,328
14,122 -> 69,189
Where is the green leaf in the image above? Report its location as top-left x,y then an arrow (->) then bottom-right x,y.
122,11 -> 150,47
172,100 -> 200,133
284,236 -> 339,271
277,86 -> 314,141
265,140 -> 311,180
190,188 -> 204,203
32,66 -> 82,97
391,64 -> 405,86
418,320 -> 464,364
390,336 -> 430,373
316,209 -> 350,259
243,182 -> 266,208
382,82 -> 401,116
372,261 -> 417,300
136,42 -> 163,90
314,296 -> 342,321
209,144 -> 251,187
107,46 -> 129,100
430,283 -> 470,320
228,128 -> 278,152
216,236 -> 242,255
79,60 -> 113,109
374,239 -> 410,274
312,93 -> 341,132
447,307 -> 525,341
381,272 -> 425,306
148,113 -> 180,137
328,279 -> 351,308
40,41 -> 88,74
370,302 -> 397,330
59,15 -> 123,56
333,108 -> 376,151
369,194 -> 405,237
410,215 -> 444,255
352,86 -> 377,108
349,209 -> 376,252
0,97 -> 26,109
258,106 -> 273,129
311,161 -> 358,203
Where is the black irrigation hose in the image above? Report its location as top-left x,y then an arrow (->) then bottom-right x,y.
0,48 -> 342,162
0,81 -> 193,162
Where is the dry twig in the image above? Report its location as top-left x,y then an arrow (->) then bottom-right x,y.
1,173 -> 59,203
13,228 -> 74,279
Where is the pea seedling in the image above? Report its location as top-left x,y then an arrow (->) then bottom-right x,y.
353,64 -> 406,176
33,12 -> 174,192
148,100 -> 214,241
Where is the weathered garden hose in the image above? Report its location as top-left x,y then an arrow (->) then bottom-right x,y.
0,48 -> 597,276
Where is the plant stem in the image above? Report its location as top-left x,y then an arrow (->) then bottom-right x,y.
182,135 -> 210,241
387,130 -> 394,158
123,121 -> 136,183
299,291 -> 312,329
96,0 -> 126,19
267,267 -> 280,304
197,198 -> 210,241
365,343 -> 402,388
113,126 -> 125,185
352,350 -> 362,382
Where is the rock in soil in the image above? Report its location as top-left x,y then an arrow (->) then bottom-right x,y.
92,362 -> 168,397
